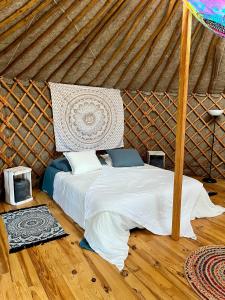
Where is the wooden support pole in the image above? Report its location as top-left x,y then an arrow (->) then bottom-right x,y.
172,3 -> 192,240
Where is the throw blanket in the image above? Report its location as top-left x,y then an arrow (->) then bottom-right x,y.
49,82 -> 124,151
84,166 -> 225,269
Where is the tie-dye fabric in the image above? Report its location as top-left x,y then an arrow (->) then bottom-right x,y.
184,0 -> 225,38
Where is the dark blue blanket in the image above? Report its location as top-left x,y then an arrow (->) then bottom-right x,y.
41,166 -> 61,198
79,238 -> 94,252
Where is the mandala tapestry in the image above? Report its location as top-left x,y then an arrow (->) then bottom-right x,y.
49,83 -> 124,151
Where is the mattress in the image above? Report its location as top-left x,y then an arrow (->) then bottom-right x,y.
52,164 -> 225,270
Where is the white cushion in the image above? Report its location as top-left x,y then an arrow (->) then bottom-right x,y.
63,150 -> 102,175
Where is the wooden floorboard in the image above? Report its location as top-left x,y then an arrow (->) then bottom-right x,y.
0,179 -> 224,299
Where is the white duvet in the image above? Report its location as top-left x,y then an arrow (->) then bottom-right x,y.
53,165 -> 225,270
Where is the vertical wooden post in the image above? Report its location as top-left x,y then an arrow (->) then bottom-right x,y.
172,3 -> 192,240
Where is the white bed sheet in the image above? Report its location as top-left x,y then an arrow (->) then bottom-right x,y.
53,168 -> 100,228
53,165 -> 225,270
53,165 -> 153,229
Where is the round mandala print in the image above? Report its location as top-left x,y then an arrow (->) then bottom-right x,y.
65,94 -> 113,145
8,210 -> 55,238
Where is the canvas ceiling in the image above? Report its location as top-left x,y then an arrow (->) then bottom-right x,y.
0,0 -> 225,93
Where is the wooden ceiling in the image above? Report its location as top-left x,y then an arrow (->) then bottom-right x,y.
0,0 -> 225,93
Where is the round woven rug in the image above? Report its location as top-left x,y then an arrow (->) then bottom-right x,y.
185,246 -> 225,300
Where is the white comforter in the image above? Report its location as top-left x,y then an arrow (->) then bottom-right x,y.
53,165 -> 225,270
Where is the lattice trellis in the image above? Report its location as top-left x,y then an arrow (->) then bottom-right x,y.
0,78 -> 224,194
0,78 -> 56,188
123,91 -> 225,178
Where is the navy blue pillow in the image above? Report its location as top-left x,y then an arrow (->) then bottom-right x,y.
50,157 -> 72,172
107,149 -> 144,167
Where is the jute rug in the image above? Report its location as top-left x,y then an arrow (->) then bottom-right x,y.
185,245 -> 225,300
1,204 -> 68,253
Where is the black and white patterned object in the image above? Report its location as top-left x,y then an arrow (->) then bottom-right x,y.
1,205 -> 68,253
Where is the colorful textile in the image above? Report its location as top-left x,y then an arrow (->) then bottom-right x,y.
49,83 -> 124,152
184,0 -> 225,38
185,245 -> 225,299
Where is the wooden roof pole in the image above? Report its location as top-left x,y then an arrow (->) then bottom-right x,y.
172,3 -> 192,240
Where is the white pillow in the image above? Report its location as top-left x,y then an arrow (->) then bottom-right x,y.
63,150 -> 102,175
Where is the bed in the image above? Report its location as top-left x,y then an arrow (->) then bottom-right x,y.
42,162 -> 225,270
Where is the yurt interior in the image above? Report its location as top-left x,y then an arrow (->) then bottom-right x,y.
0,1 -> 225,299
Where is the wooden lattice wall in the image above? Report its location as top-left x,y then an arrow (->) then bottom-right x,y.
0,77 -> 224,194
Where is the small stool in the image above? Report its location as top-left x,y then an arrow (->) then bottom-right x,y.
4,166 -> 33,205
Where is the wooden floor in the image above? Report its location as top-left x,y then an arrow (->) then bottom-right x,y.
0,180 -> 225,300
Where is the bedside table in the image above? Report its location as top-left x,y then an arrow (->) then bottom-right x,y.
4,166 -> 33,205
147,151 -> 165,169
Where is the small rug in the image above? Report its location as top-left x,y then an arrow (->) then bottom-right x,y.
1,204 -> 68,253
184,245 -> 225,300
